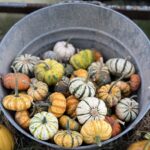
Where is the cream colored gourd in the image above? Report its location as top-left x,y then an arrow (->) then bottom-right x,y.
53,41 -> 75,61
29,111 -> 58,140
76,97 -> 107,124
69,77 -> 96,99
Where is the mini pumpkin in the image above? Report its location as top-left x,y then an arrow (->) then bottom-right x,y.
29,111 -> 58,140
88,58 -> 111,86
93,50 -> 103,61
15,110 -> 30,129
48,92 -> 66,118
53,41 -> 75,62
69,77 -> 96,99
42,50 -> 59,60
80,120 -> 112,145
116,97 -> 139,122
66,95 -> 79,118
63,63 -> 74,77
34,59 -> 64,86
106,58 -> 135,78
59,115 -> 80,131
70,49 -> 94,69
27,78 -> 48,101
97,84 -> 121,107
12,54 -> 40,76
71,69 -> 88,79
0,124 -> 14,150
76,97 -> 107,124
129,74 -> 141,92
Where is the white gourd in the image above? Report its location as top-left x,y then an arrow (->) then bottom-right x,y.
76,97 -> 107,124
106,58 -> 135,78
53,41 -> 75,61
29,111 -> 58,140
115,97 -> 139,122
69,77 -> 96,99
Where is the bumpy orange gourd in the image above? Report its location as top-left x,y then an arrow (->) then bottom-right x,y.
15,110 -> 30,129
0,124 -> 14,150
48,92 -> 66,118
71,69 -> 88,79
66,95 -> 79,118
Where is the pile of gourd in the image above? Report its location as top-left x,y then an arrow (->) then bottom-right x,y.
1,41 -> 141,148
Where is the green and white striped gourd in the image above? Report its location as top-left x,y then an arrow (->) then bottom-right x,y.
106,58 -> 135,78
29,111 -> 58,140
115,97 -> 139,122
69,77 -> 96,99
12,54 -> 40,76
76,97 -> 107,124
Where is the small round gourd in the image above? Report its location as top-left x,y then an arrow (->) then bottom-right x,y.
53,41 -> 75,61
48,92 -> 66,118
34,59 -> 64,86
116,97 -> 139,122
27,78 -> 49,101
80,120 -> 112,145
71,69 -> 88,79
63,63 -> 74,77
42,50 -> 59,60
15,110 -> 30,129
59,115 -> 80,131
0,124 -> 14,150
54,130 -> 83,148
76,97 -> 107,124
29,111 -> 58,140
69,77 -> 96,99
97,84 -> 121,107
12,54 -> 40,76
106,58 -> 135,78
70,49 -> 94,69
66,95 -> 79,118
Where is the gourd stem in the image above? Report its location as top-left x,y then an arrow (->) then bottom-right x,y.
65,37 -> 72,48
108,75 -> 125,94
39,61 -> 51,70
95,136 -> 102,147
66,120 -> 71,134
76,48 -> 80,53
144,140 -> 150,150
11,66 -> 19,97
42,117 -> 47,124
115,119 -> 125,126
130,95 -> 138,99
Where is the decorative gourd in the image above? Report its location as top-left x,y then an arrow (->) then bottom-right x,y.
63,63 -> 74,77
34,59 -> 64,86
59,115 -> 80,131
2,73 -> 30,90
105,116 -> 122,137
76,97 -> 107,124
27,78 -> 48,101
66,95 -> 79,118
71,69 -> 88,79
12,54 -> 40,76
93,50 -> 103,61
106,58 -> 135,78
29,111 -> 58,140
70,49 -> 94,69
127,140 -> 150,150
48,92 -> 66,118
69,77 -> 96,99
97,84 -> 121,107
2,69 -> 33,111
129,74 -> 141,92
113,81 -> 131,97
53,41 -> 75,62
54,121 -> 83,148
42,50 -> 59,60
0,124 -> 14,150
116,97 -> 139,122
54,76 -> 70,97
80,120 -> 112,145
88,58 -> 111,86
15,110 -> 30,129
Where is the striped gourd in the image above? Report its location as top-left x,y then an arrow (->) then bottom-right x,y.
29,111 -> 58,140
70,49 -> 94,69
106,58 -> 135,78
116,97 -> 139,122
69,77 -> 96,99
76,97 -> 107,124
48,92 -> 66,118
12,54 -> 40,76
